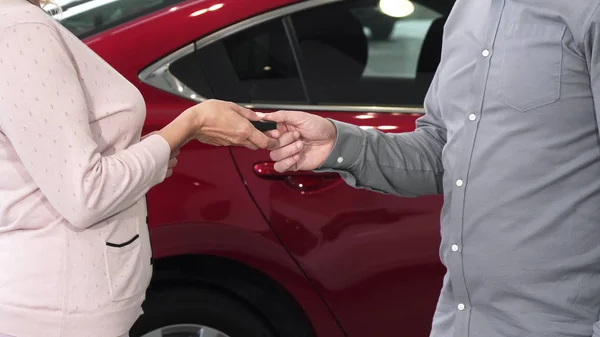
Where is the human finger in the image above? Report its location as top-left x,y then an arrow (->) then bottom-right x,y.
275,122 -> 291,135
270,140 -> 303,162
240,140 -> 259,150
264,111 -> 303,134
168,157 -> 178,169
273,154 -> 300,173
271,131 -> 300,150
265,129 -> 281,138
247,127 -> 279,150
230,103 -> 263,121
261,110 -> 297,123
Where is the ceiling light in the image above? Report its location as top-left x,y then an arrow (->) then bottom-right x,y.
379,0 -> 415,18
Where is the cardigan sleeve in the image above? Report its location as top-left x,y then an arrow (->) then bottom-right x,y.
0,22 -> 171,229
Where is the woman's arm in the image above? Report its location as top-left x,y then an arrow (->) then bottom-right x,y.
0,22 -> 177,229
0,21 -> 277,229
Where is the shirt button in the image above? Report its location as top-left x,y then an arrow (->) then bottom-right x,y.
337,157 -> 344,164
456,179 -> 464,187
451,244 -> 459,252
482,49 -> 490,57
458,303 -> 466,311
468,114 -> 477,121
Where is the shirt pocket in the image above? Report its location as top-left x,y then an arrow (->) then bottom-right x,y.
496,23 -> 566,112
104,232 -> 145,302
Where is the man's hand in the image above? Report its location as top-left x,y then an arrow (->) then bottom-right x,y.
262,110 -> 337,172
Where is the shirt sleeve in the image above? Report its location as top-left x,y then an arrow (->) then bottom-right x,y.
0,22 -> 171,229
315,70 -> 447,197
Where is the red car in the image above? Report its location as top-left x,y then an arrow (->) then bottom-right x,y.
53,0 -> 453,336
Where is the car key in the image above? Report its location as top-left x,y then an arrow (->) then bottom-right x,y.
251,120 -> 277,133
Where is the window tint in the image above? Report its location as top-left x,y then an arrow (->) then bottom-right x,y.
170,19 -> 307,104
291,0 -> 447,107
49,0 -> 185,39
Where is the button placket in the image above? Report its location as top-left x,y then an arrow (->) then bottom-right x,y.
446,2 -> 507,336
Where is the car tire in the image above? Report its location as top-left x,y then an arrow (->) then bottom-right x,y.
129,286 -> 277,337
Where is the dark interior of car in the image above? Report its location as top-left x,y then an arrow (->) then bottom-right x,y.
169,0 -> 450,107
291,0 -> 446,106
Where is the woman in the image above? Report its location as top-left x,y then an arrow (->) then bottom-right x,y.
0,1 -> 276,336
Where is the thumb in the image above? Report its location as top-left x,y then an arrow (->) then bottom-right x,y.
245,109 -> 264,121
262,110 -> 300,124
241,107 -> 264,121
229,103 -> 263,121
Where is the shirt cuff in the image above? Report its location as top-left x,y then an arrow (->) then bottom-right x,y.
315,119 -> 365,172
138,134 -> 171,184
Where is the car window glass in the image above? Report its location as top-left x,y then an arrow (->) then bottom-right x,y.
170,19 -> 307,104
290,0 -> 447,107
48,0 -> 185,38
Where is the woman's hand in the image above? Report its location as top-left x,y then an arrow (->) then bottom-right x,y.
186,99 -> 278,150
166,148 -> 179,178
155,99 -> 278,157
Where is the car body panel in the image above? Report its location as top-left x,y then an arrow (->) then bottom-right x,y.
232,109 -> 445,337
83,1 -> 347,336
148,219 -> 346,337
79,0 -> 447,335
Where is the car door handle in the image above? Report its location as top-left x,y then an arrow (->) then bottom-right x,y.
253,162 -> 338,178
253,162 -> 340,193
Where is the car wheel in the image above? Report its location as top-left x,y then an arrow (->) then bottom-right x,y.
130,286 -> 277,337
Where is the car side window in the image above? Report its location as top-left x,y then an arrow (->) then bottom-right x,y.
169,19 -> 307,104
290,0 -> 446,107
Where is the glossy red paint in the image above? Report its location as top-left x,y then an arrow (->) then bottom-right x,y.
84,0 -> 299,88
232,110 -> 445,337
83,0 -> 446,336
86,1 -> 348,336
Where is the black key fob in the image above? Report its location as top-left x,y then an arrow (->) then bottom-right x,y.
251,120 -> 277,133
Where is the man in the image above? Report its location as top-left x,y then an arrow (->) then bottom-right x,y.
262,1 -> 600,336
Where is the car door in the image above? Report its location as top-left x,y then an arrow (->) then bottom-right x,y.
155,0 -> 451,336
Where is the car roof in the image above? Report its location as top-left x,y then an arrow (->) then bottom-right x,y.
83,0 -> 303,45
84,0 -> 302,82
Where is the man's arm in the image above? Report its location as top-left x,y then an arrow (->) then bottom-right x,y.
315,71 -> 447,197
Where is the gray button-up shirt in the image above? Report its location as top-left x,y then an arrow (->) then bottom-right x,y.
317,1 -> 600,336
